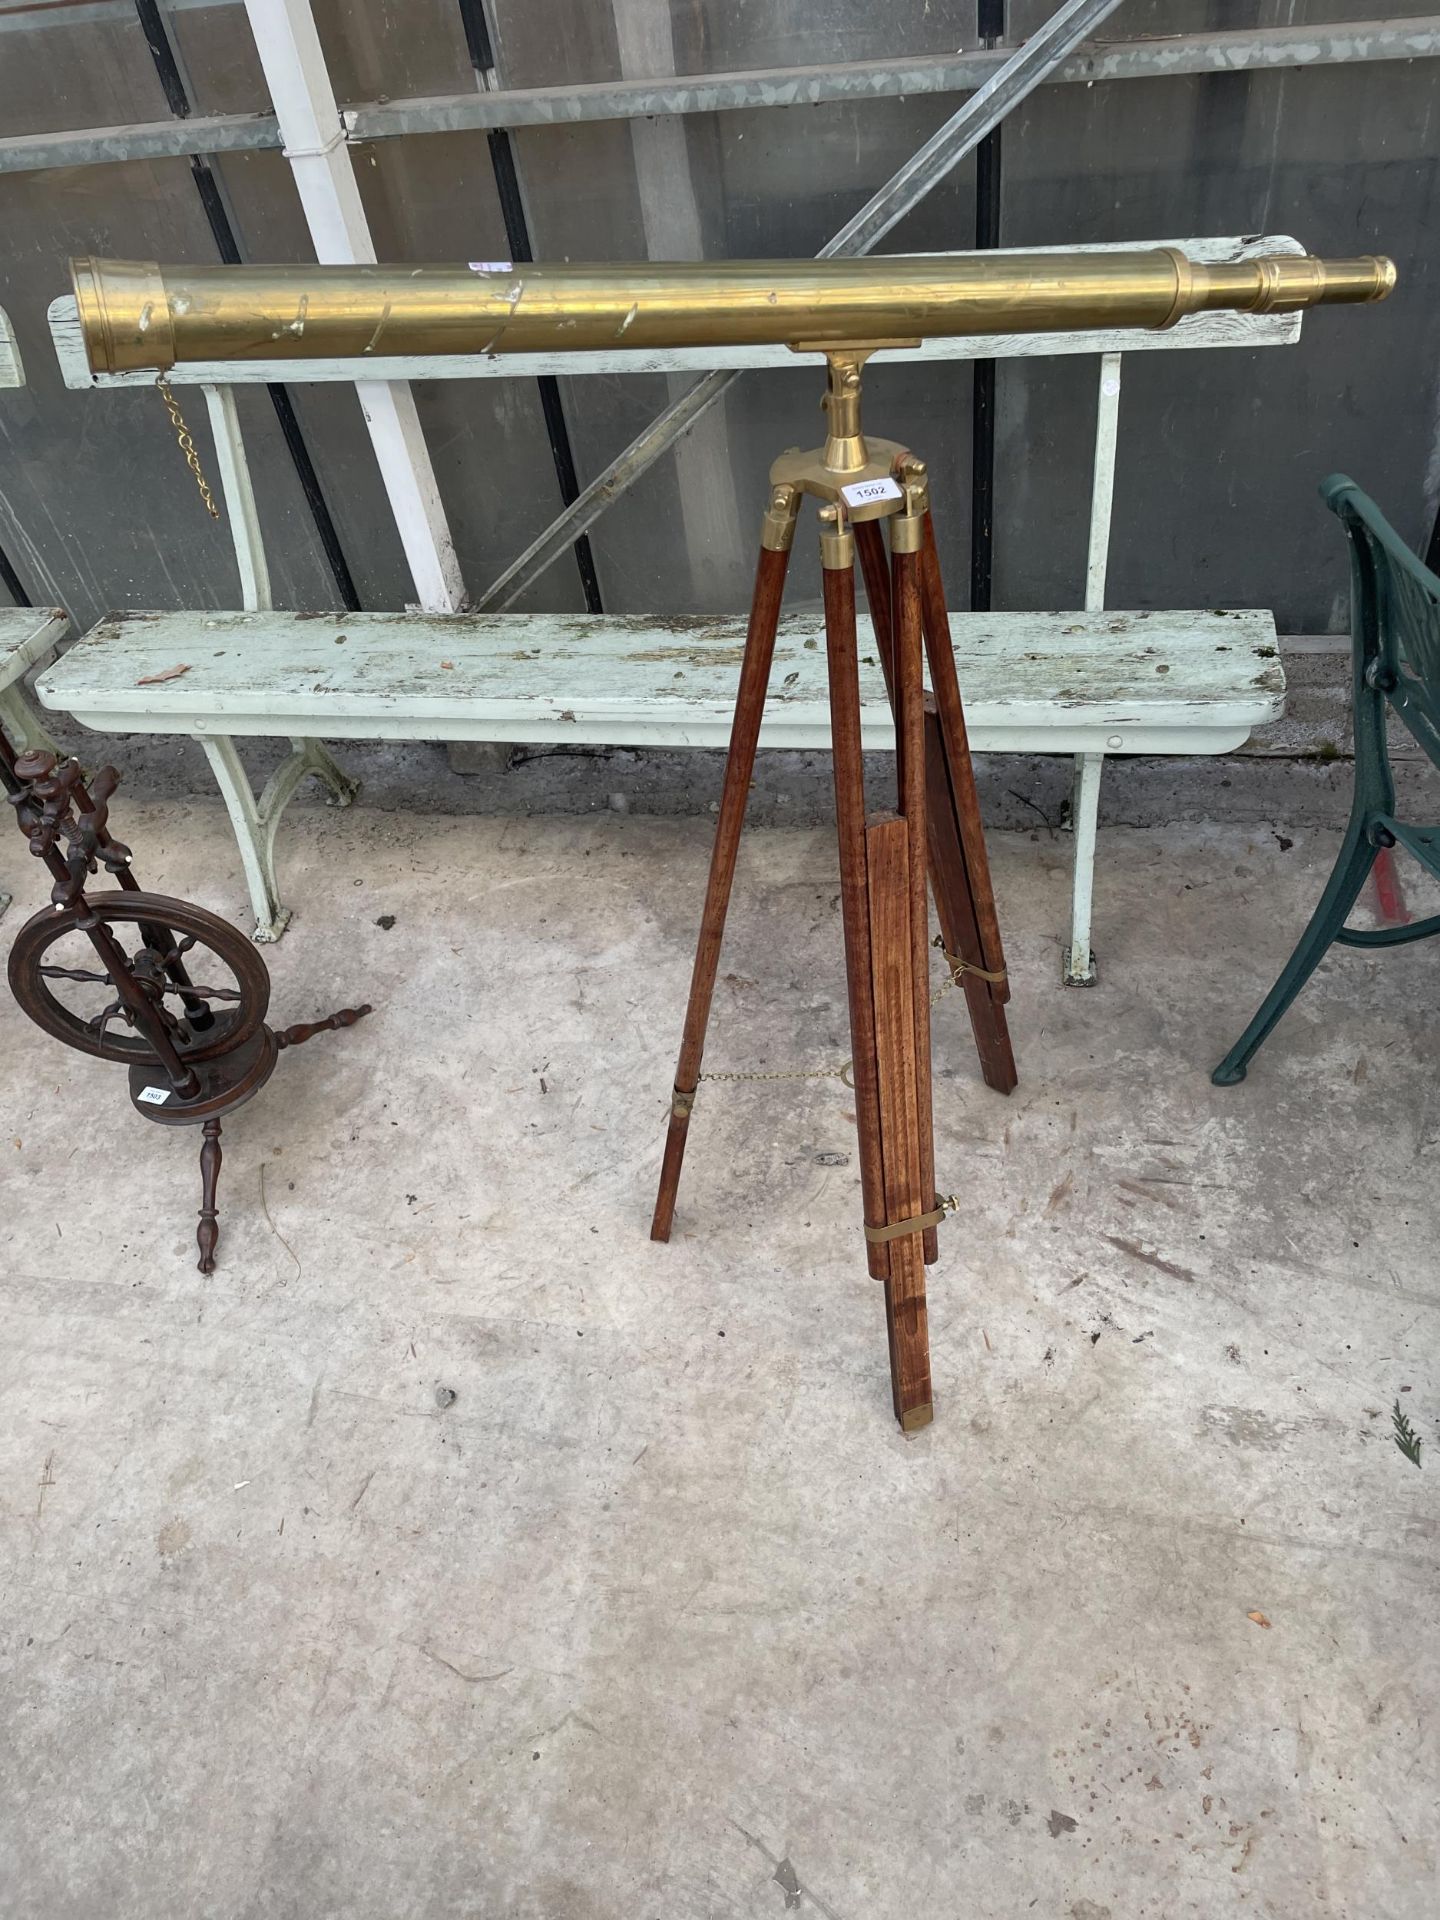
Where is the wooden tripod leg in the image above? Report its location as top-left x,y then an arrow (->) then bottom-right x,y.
890,534 -> 939,1266
861,501 -> 1014,1095
651,493 -> 799,1241
820,531 -> 890,1287
196,1118 -> 222,1275
853,518 -> 896,693
923,704 -> 1017,1094
917,509 -> 1018,1094
865,816 -> 934,1429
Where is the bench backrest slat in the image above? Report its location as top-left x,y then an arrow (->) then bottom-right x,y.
0,308 -> 23,390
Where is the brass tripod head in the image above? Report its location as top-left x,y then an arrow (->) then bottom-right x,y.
764,343 -> 928,560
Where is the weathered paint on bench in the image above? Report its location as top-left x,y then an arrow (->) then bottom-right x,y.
39,605 -> 1284,960
0,607 -> 71,917
0,308 -> 24,391
43,606 -> 1282,754
1,309 -> 70,917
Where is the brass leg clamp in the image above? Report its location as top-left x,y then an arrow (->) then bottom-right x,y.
934,936 -> 1007,987
670,1087 -> 695,1119
864,1193 -> 957,1246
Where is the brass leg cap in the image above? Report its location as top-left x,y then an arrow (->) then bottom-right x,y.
900,1401 -> 934,1433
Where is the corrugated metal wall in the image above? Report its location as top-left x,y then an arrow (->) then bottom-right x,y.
1,0 -> 1435,633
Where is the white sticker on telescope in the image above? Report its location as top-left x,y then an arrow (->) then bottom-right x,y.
138,1085 -> 171,1106
840,477 -> 903,509
468,260 -> 514,274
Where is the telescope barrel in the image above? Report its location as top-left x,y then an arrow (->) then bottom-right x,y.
70,250 -> 1396,375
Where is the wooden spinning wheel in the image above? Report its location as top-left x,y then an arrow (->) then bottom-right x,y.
2,737 -> 370,1273
9,891 -> 270,1064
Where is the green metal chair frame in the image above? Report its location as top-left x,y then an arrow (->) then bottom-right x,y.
1214,474 -> 1440,1085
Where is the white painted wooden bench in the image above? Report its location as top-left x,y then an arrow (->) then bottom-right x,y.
0,306 -> 69,919
43,237 -> 1295,975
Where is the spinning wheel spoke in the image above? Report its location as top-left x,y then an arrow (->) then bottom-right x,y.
159,980 -> 243,1003
38,963 -> 114,986
155,934 -> 200,966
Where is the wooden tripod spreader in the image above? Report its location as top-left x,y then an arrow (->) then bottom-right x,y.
651,347 -> 1016,1430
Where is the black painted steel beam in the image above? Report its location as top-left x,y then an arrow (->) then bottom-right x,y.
456,0 -> 604,614
133,0 -> 361,610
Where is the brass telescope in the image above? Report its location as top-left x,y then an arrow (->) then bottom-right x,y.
63,243 -> 1394,1431
70,248 -> 1395,374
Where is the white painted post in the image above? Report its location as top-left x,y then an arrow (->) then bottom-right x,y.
1084,352 -> 1122,614
240,0 -> 465,613
1065,351 -> 1123,985
203,386 -> 272,612
198,379 -> 361,939
1065,752 -> 1103,986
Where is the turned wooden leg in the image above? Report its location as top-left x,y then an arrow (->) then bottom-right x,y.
196,1118 -> 222,1275
651,487 -> 799,1242
274,1004 -> 373,1049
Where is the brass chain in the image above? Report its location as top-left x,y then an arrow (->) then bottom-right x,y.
696,946 -> 1005,1090
156,376 -> 221,520
930,933 -> 1007,1004
701,1060 -> 854,1088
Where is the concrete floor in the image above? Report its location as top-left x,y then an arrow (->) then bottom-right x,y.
1,799 -> 1436,1919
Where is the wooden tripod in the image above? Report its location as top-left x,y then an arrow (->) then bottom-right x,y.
650,348 -> 1016,1429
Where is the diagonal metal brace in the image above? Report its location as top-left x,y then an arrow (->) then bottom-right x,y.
475,0 -> 1129,611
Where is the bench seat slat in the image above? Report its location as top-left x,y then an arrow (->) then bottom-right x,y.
40,607 -> 1283,755
1,608 -> 70,687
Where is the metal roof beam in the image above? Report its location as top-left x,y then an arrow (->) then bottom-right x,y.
473,0 -> 1131,609
348,18 -> 1440,139
2,19 -> 1436,175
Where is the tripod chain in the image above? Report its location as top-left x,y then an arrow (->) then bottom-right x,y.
694,941 -> 1004,1092
701,1060 -> 855,1090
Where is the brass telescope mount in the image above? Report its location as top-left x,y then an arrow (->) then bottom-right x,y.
771,340 -> 921,520
651,342 -> 1016,1432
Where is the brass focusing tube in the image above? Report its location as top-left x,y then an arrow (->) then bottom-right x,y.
70,249 -> 1395,375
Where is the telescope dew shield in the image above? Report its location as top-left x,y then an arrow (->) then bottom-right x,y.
72,259 -> 174,376
69,250 -> 1397,376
